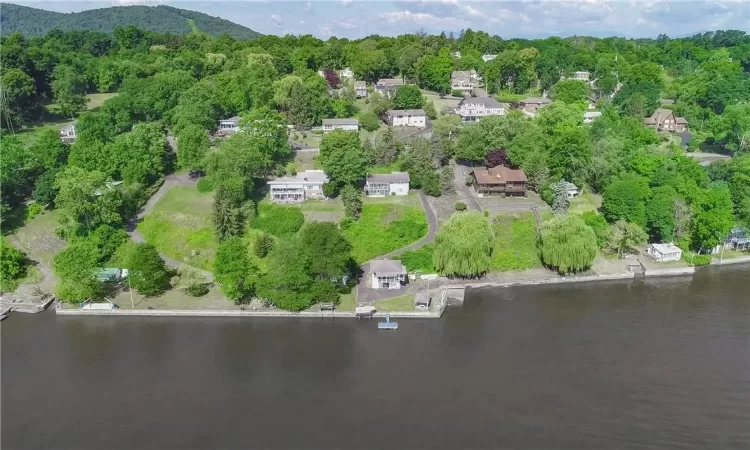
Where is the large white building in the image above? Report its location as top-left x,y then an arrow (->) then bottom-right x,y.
370,259 -> 407,289
268,170 -> 328,204
365,172 -> 410,197
216,116 -> 241,136
647,242 -> 683,262
339,67 -> 354,79
322,118 -> 359,132
450,70 -> 480,96
385,109 -> 426,127
455,97 -> 506,122
583,111 -> 602,124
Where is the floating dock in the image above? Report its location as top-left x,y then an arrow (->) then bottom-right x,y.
377,315 -> 399,330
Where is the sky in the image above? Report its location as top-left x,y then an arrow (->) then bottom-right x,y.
10,0 -> 750,40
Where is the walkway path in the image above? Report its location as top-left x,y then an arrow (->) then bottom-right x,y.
127,174 -> 214,282
356,190 -> 439,304
452,162 -> 482,211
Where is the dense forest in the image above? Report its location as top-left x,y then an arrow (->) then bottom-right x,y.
1,24 -> 749,304
0,4 -> 261,40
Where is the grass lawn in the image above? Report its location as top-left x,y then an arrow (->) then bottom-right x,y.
369,162 -> 402,174
344,200 -> 428,263
337,289 -> 358,312
421,90 -> 461,113
85,93 -> 118,110
138,185 -> 269,272
289,131 -> 322,148
363,191 -> 422,208
10,209 -> 66,268
491,212 -> 542,271
569,192 -> 602,214
374,293 -> 416,312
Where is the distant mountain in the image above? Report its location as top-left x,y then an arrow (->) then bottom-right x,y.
0,3 -> 261,40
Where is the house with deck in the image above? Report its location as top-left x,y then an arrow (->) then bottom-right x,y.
354,81 -> 368,98
647,242 -> 682,262
519,97 -> 552,117
369,259 -> 407,289
322,118 -> 359,132
365,172 -> 410,197
385,109 -> 426,127
451,70 -> 480,96
643,108 -> 688,132
59,121 -> 77,143
267,170 -> 328,203
339,67 -> 354,79
472,165 -> 528,197
216,116 -> 241,137
570,71 -> 591,81
456,97 -> 506,122
374,78 -> 405,98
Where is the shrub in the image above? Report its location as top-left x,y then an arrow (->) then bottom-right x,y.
186,283 -> 209,297
254,233 -> 275,258
359,112 -> 381,132
465,174 -> 474,186
483,210 -> 489,217
683,252 -> 711,266
251,203 -> 304,237
25,203 -> 44,221
491,213 -> 540,271
322,182 -> 339,198
451,89 -> 464,97
455,202 -> 467,211
398,244 -> 435,272
197,177 -> 215,192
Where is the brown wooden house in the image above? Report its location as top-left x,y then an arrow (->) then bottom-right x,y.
472,165 -> 528,197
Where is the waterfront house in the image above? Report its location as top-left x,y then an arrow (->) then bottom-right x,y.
708,228 -> 750,254
365,172 -> 410,197
647,242 -> 683,262
267,170 -> 328,203
472,165 -> 528,197
322,118 -> 359,132
354,81 -> 368,98
559,181 -> 579,198
455,97 -> 506,122
339,67 -> 354,79
385,109 -> 426,127
374,78 -> 405,98
370,259 -> 407,289
451,70 -> 479,96
216,116 -> 241,137
570,71 -> 590,81
583,111 -> 602,124
59,121 -> 77,143
643,108 -> 688,132
519,97 -> 552,117
482,54 -> 497,62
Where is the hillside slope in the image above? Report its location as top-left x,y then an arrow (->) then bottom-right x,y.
0,4 -> 261,40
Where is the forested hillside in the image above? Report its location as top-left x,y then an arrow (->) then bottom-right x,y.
0,4 -> 261,40
1,25 -> 749,304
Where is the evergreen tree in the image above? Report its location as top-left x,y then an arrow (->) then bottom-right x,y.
551,180 -> 571,214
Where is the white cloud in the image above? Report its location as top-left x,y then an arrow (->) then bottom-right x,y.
331,18 -> 357,29
270,14 -> 283,27
341,0 -> 353,5
459,4 -> 482,17
380,10 -> 440,24
300,20 -> 306,24
318,25 -> 333,36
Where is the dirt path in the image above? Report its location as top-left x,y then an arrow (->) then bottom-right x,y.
127,174 -> 214,282
5,234 -> 57,295
452,162 -> 482,211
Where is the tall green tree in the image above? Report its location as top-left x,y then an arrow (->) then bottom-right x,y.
539,215 -> 598,274
392,85 -> 424,110
54,167 -> 123,235
602,174 -> 651,226
319,130 -> 368,185
51,64 -> 88,117
606,220 -> 648,258
122,243 -> 171,296
646,186 -> 679,242
691,185 -> 735,250
433,212 -> 494,277
176,124 -> 210,170
416,48 -> 453,93
550,79 -> 591,104
215,236 -> 258,303
341,184 -> 363,220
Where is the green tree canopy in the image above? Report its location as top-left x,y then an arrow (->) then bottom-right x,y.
318,130 -> 368,186
433,212 -> 494,277
602,174 -> 651,226
539,214 -> 598,274
550,79 -> 591,104
392,84 -> 424,110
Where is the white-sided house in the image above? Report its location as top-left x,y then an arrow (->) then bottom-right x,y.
647,242 -> 683,262
365,172 -> 410,197
370,259 -> 407,289
571,71 -> 591,81
339,67 -> 354,79
322,118 -> 359,132
216,116 -> 241,136
268,170 -> 328,204
354,81 -> 368,98
374,78 -> 405,98
385,109 -> 426,127
559,181 -> 579,198
583,111 -> 602,124
59,121 -> 77,142
482,54 -> 497,62
451,70 -> 478,96
456,97 -> 506,122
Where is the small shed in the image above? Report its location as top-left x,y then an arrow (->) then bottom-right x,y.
95,268 -> 123,282
647,243 -> 682,262
370,259 -> 407,289
415,292 -> 431,309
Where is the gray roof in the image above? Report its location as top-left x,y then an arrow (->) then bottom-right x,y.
458,97 -> 502,108
221,116 -> 241,122
367,171 -> 410,184
376,78 -> 404,86
522,97 -> 551,105
323,118 -> 359,126
370,259 -> 407,276
60,121 -> 76,131
267,170 -> 328,185
354,81 -> 366,88
386,109 -> 426,116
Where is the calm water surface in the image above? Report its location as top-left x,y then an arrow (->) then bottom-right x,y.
3,265 -> 749,449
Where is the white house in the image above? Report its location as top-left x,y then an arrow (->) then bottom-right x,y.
455,97 -> 506,122
354,81 -> 368,98
365,172 -> 410,197
571,71 -> 591,81
647,242 -> 683,262
60,121 -> 77,142
370,259 -> 407,289
452,51 -> 461,58
339,67 -> 354,79
322,118 -> 359,132
374,78 -> 405,98
559,181 -> 579,198
482,54 -> 497,62
385,109 -> 426,127
268,170 -> 328,204
583,111 -> 602,124
451,70 -> 479,96
216,116 -> 241,136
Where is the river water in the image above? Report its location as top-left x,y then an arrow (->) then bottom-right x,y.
3,265 -> 749,449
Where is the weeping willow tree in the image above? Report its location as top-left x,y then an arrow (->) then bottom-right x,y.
433,212 -> 494,278
539,215 -> 598,274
